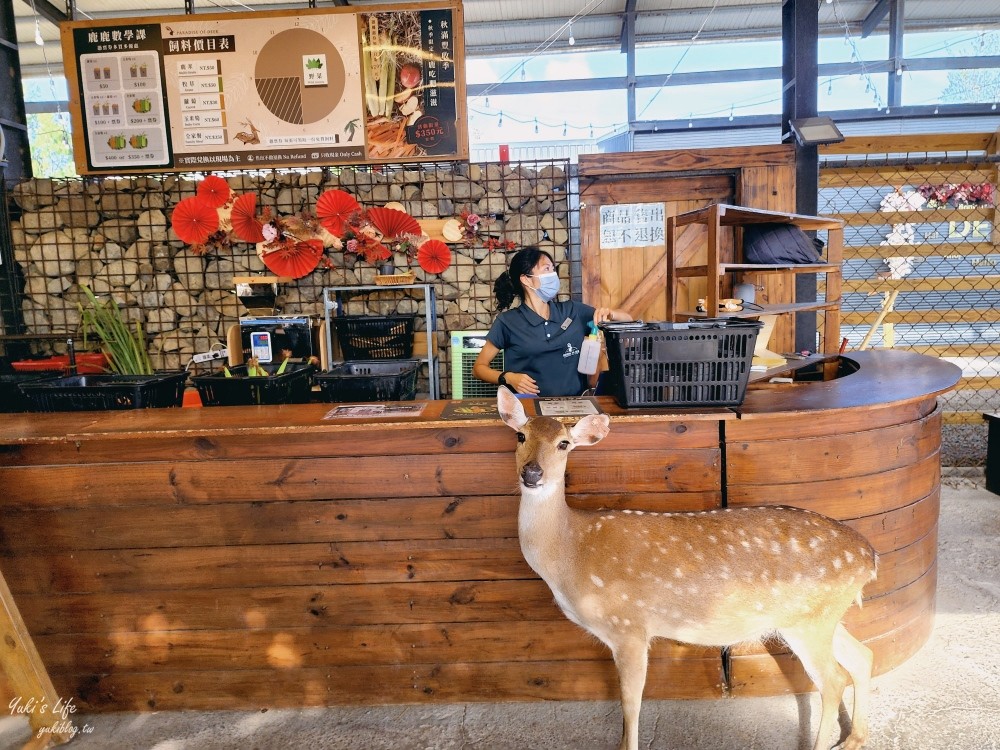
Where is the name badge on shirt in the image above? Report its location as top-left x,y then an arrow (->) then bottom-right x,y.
560,317 -> 572,331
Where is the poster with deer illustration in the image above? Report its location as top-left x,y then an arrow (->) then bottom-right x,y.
61,0 -> 466,174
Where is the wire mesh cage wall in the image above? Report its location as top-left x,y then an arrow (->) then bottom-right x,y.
0,160 -> 572,398
819,134 -> 998,444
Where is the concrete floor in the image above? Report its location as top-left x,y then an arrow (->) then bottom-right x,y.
1,474 -> 997,750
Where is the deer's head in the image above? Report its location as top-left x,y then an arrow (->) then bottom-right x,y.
498,388 -> 610,491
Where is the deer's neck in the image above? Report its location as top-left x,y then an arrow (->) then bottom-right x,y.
518,479 -> 574,575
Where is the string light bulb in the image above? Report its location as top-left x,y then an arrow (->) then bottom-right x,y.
34,19 -> 44,46
568,20 -> 575,46
993,102 -> 998,111
520,64 -> 526,81
827,78 -> 833,95
498,111 -> 503,127
484,96 -> 490,109
896,66 -> 903,76
728,106 -> 734,122
933,106 -> 939,115
562,121 -> 567,136
534,117 -> 539,134
589,123 -> 594,138
688,114 -> 693,128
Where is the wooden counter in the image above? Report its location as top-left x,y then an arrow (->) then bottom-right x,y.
0,350 -> 960,711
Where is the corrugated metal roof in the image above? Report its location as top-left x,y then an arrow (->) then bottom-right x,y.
14,0 -> 1000,76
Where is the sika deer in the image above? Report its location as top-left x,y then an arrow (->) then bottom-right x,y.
497,388 -> 878,750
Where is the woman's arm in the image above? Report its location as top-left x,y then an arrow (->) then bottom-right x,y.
592,307 -> 633,324
472,341 -> 538,395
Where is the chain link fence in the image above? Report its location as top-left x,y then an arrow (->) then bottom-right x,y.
819,137 -> 998,465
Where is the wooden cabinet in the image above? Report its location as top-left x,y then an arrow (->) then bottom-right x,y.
666,203 -> 844,358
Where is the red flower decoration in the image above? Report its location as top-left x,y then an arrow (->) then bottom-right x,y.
171,196 -> 219,245
316,189 -> 361,235
230,193 -> 266,243
417,239 -> 451,274
260,238 -> 325,279
196,175 -> 231,209
366,206 -> 421,241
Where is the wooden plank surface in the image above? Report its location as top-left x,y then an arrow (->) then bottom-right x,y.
579,145 -> 794,177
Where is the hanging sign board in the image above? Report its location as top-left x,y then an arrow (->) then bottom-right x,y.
599,203 -> 666,249
60,0 -> 466,174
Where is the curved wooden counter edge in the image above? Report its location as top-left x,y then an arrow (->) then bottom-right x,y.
736,350 -> 962,416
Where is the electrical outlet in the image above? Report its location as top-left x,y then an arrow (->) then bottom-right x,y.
193,348 -> 228,364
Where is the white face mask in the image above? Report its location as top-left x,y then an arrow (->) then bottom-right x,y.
528,271 -> 560,302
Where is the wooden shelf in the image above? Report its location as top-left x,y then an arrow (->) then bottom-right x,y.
667,203 -> 844,356
677,263 -> 839,277
747,354 -> 840,384
677,301 -> 840,319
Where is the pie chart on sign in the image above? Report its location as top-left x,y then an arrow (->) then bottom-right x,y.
254,28 -> 346,124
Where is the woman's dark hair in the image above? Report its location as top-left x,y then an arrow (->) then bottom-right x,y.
493,246 -> 555,311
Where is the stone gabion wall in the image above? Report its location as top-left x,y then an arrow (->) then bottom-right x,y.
4,161 -> 570,397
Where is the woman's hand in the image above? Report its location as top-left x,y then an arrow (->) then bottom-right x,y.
593,307 -> 631,324
506,372 -> 539,395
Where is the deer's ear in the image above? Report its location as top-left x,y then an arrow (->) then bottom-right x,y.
497,388 -> 528,430
571,414 -> 610,446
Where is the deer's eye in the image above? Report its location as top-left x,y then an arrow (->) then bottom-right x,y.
516,432 -> 526,443
557,440 -> 570,450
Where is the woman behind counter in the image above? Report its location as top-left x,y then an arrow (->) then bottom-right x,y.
472,247 -> 632,397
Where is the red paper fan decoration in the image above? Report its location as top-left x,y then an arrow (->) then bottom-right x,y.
366,206 -> 421,241
260,238 -> 325,279
417,239 -> 452,274
315,189 -> 361,235
196,175 -> 231,209
172,196 -> 219,245
230,193 -> 266,243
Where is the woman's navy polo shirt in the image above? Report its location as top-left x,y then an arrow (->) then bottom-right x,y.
485,300 -> 596,397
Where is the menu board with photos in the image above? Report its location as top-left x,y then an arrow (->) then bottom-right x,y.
60,1 -> 467,174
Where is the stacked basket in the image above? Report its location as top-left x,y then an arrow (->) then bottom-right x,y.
316,315 -> 421,403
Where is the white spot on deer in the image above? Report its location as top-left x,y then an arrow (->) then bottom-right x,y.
623,509 -> 633,514
810,537 -> 822,549
789,537 -> 802,553
753,536 -> 764,547
688,585 -> 699,595
794,572 -> 803,583
623,619 -> 632,627
587,525 -> 593,533
595,523 -> 602,531
707,535 -> 718,544
817,566 -> 827,576
726,544 -> 736,554
860,547 -> 870,557
611,556 -> 619,562
674,567 -> 684,578
770,540 -> 782,554
620,593 -> 629,602
844,550 -> 855,563
833,557 -> 843,570
642,528 -> 650,534
669,536 -> 679,543
654,576 -> 662,584
719,570 -> 730,580
755,601 -> 765,611
651,557 -> 659,563
829,529 -> 839,538
635,510 -> 645,516
740,540 -> 751,549
626,567 -> 634,575
636,599 -> 646,608
737,528 -> 747,537
591,574 -> 605,588
611,615 -> 620,625
685,542 -> 694,551
696,524 -> 703,531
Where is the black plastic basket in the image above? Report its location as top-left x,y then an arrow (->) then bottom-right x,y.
1,373 -> 52,413
602,319 -> 762,408
18,371 -> 188,412
333,315 -> 415,360
192,362 -> 314,407
315,360 -> 420,403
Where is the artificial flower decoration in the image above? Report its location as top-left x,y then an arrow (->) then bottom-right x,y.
171,196 -> 220,246
196,175 -> 232,208
316,189 -> 362,236
416,239 -> 451,273
168,173 -> 456,279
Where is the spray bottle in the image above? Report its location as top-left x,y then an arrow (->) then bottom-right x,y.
577,321 -> 602,375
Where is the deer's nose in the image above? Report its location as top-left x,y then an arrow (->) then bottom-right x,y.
521,461 -> 543,487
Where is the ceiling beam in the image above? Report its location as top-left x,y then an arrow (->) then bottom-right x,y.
619,0 -> 636,54
21,0 -> 67,25
862,0 -> 892,38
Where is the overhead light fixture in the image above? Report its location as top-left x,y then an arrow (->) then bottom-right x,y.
787,116 -> 845,146
34,19 -> 44,46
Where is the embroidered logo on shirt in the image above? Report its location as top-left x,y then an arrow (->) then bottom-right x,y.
563,342 -> 580,358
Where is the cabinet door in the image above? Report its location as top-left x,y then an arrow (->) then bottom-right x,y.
580,174 -> 734,321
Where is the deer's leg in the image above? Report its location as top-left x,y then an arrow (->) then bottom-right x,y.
779,624 -> 850,750
831,623 -> 873,750
612,638 -> 649,750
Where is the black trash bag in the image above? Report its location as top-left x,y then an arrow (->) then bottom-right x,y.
742,223 -> 823,264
